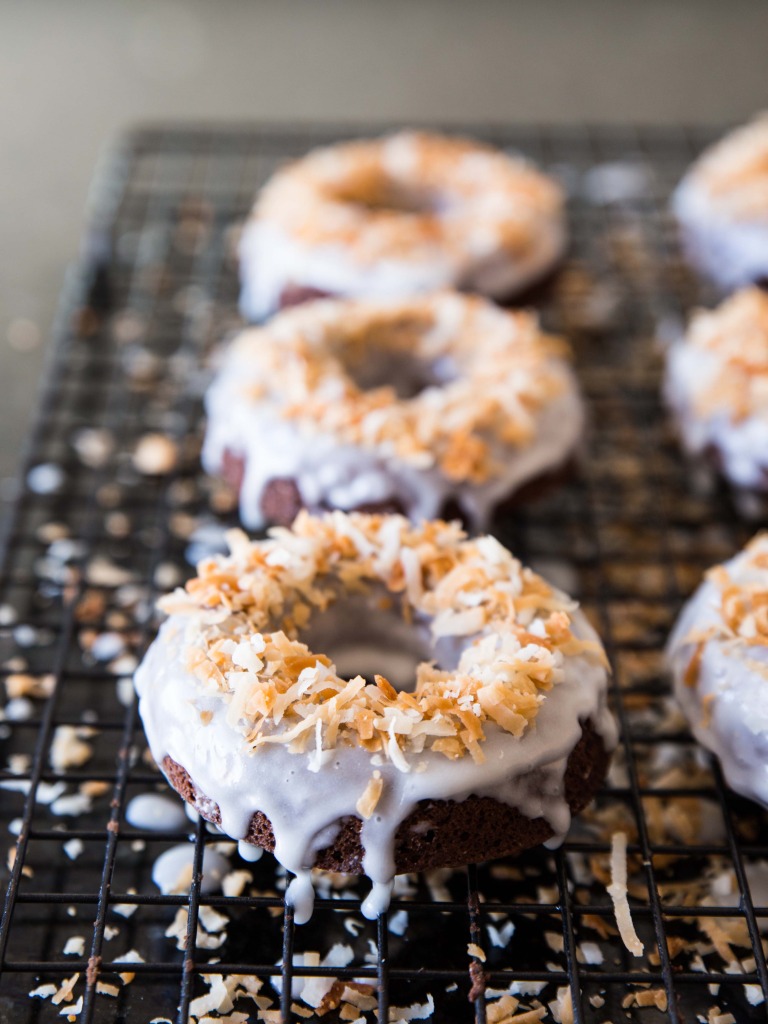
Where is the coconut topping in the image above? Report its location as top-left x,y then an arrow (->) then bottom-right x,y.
208,292 -> 575,487
157,512 -> 606,771
687,114 -> 768,220
668,533 -> 768,812
678,533 -> 768,686
673,289 -> 768,424
251,132 -> 563,263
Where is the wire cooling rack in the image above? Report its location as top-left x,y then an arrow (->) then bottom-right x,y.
0,123 -> 767,1024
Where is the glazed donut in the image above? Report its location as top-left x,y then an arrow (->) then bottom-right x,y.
135,512 -> 615,922
668,533 -> 768,808
203,292 -> 584,531
239,132 -> 566,320
664,287 -> 768,491
673,114 -> 768,289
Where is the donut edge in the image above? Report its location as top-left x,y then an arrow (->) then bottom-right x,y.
161,719 -> 609,876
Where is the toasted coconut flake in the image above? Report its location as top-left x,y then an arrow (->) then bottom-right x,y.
253,133 -> 562,264
548,986 -> 574,1024
212,293 -> 573,484
606,831 -> 644,957
676,289 -> 768,424
355,771 -> 384,819
51,974 -> 80,1006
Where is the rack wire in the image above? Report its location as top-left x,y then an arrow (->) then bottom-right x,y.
0,122 -> 766,1023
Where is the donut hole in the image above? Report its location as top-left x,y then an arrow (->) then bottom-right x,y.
298,597 -> 438,692
333,315 -> 457,400
344,348 -> 443,399
331,175 -> 436,216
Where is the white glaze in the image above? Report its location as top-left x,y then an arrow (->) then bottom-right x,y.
664,332 -> 768,490
135,608 -> 615,922
239,217 -> 565,322
151,843 -> 230,895
125,793 -> 189,832
672,177 -> 768,290
237,839 -> 263,862
668,542 -> 768,808
203,348 -> 583,534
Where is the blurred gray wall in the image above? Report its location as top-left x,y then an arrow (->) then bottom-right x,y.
1,0 -> 767,482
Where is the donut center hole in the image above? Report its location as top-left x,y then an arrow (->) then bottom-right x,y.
345,348 -> 442,399
333,178 -> 434,215
299,599 -> 434,692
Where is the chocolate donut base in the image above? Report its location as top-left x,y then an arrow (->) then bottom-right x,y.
161,721 -> 608,875
219,450 -> 577,529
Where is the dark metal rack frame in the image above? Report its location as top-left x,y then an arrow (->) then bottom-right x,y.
0,122 -> 766,1023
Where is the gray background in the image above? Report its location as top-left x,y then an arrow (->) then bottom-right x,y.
1,0 -> 767,486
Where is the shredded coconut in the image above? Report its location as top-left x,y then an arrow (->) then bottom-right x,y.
606,831 -> 644,956
211,293 -> 573,483
251,132 -> 563,263
675,288 -> 768,423
686,113 -> 768,219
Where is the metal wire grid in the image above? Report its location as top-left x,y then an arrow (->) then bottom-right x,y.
0,123 -> 766,1024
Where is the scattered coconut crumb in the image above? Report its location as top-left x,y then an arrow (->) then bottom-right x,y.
51,973 -> 79,1005
707,1009 -> 736,1024
487,994 -> 519,1023
199,905 -> 229,934
80,779 -> 109,799
165,905 -> 229,952
63,935 -> 85,956
189,974 -> 241,1018
486,919 -> 515,948
113,948 -> 144,984
387,994 -> 435,1021
548,986 -> 574,1024
50,726 -> 92,771
467,942 -> 486,962
5,673 -> 55,699
745,983 -> 766,1006
30,983 -> 57,999
63,838 -> 84,860
58,994 -> 83,1019
7,845 -> 33,877
578,940 -> 603,965
51,793 -> 92,817
112,889 -> 138,918
622,988 -> 668,1011
222,869 -> 252,897
96,982 -> 120,997
496,1008 -> 545,1023
606,832 -> 644,956
86,557 -> 134,587
133,434 -> 178,475
388,909 -> 409,936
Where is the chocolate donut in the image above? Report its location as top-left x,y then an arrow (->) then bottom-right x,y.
239,132 -> 566,321
673,115 -> 768,290
668,533 -> 768,808
135,512 -> 616,922
664,287 -> 768,491
204,292 -> 584,531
